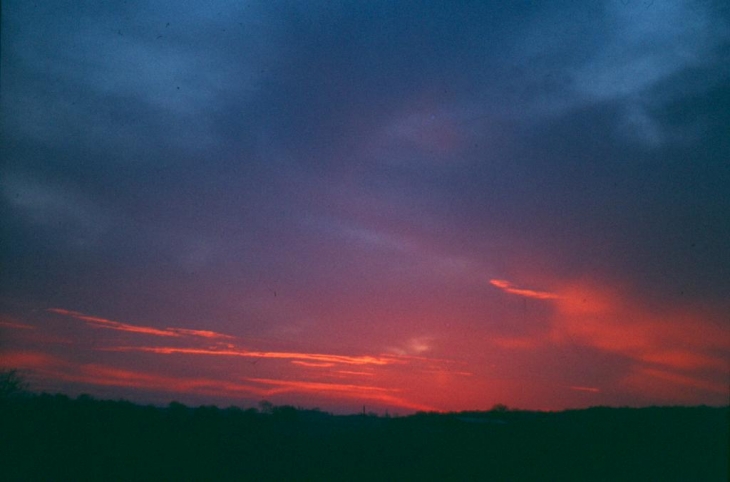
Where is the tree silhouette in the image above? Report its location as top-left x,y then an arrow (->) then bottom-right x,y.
490,403 -> 509,413
0,369 -> 27,399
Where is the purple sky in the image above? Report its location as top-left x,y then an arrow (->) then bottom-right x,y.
1,0 -> 729,413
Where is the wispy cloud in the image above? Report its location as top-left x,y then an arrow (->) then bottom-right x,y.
336,370 -> 374,377
0,320 -> 36,330
48,308 -> 233,340
102,346 -> 402,366
49,308 -> 179,337
489,279 -> 559,300
167,328 -> 234,339
290,360 -> 335,368
387,335 -> 435,356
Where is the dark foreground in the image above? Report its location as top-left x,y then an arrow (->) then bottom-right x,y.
2,394 -> 727,481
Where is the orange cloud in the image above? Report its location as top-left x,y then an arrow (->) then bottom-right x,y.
489,279 -> 559,300
48,308 -> 233,340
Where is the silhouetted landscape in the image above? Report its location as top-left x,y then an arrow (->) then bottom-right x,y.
2,383 -> 727,481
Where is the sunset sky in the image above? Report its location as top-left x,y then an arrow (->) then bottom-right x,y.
2,0 -> 729,414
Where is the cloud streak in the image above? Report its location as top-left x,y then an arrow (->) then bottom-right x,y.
101,346 -> 403,366
48,308 -> 234,340
489,279 -> 559,300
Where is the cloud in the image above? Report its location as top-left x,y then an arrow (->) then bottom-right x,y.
290,361 -> 335,368
0,348 -> 431,411
336,370 -> 374,377
387,335 -> 435,356
487,276 -> 729,402
489,279 -> 559,300
167,328 -> 235,340
0,320 -> 35,330
48,308 -> 234,340
0,351 -> 59,371
2,175 -> 108,248
102,345 -> 402,366
0,350 -> 268,399
574,0 -> 727,102
49,308 -> 179,337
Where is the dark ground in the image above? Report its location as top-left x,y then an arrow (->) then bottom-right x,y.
1,393 -> 727,481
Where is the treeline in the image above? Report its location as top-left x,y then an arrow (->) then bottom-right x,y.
1,392 -> 727,481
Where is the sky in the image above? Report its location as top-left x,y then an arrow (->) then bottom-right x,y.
1,0 -> 729,414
